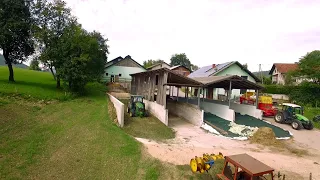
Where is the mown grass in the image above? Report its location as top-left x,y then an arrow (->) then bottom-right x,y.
0,68 -> 149,179
120,99 -> 175,141
304,107 -> 320,129
0,67 -> 212,180
0,66 -> 73,100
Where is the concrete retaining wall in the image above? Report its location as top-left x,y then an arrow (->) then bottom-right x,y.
201,101 -> 235,121
167,101 -> 204,126
144,100 -> 168,126
107,93 -> 124,127
230,103 -> 263,119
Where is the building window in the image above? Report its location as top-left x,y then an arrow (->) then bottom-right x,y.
106,73 -> 108,76
119,74 -> 122,77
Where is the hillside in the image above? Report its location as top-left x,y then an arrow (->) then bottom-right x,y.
0,67 -> 193,179
253,70 -> 270,77
0,54 -> 29,69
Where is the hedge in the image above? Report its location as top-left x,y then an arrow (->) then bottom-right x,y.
262,82 -> 320,107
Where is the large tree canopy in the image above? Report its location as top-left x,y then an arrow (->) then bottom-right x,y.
32,0 -> 74,87
296,50 -> 320,84
0,0 -> 34,81
170,53 -> 191,69
58,23 -> 108,92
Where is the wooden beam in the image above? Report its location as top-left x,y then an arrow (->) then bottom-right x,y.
163,83 -> 202,87
162,72 -> 168,108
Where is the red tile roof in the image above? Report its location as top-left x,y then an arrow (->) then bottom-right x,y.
273,63 -> 298,74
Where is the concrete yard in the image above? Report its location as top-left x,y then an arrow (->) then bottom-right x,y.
136,115 -> 320,180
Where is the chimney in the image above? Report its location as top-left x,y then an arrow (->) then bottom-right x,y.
212,64 -> 216,68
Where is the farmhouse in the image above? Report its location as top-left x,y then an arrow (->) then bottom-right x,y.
103,55 -> 146,90
269,63 -> 299,85
146,61 -> 171,71
189,61 -> 260,100
170,65 -> 191,76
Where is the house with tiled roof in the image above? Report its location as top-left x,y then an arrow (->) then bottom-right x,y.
146,61 -> 171,70
269,63 -> 298,85
188,61 -> 260,99
170,65 -> 191,76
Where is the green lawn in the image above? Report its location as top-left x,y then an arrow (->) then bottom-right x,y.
120,99 -> 175,141
0,66 -> 73,100
304,107 -> 320,129
0,67 -> 149,179
0,67 -> 219,179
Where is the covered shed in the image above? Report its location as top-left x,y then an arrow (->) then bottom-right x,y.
192,75 -> 264,107
130,68 -> 204,126
130,68 -> 202,107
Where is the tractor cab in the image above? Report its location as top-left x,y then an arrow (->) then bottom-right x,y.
127,95 -> 148,117
275,103 -> 313,130
282,104 -> 304,115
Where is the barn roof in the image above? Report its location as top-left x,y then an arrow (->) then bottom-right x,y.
192,75 -> 263,90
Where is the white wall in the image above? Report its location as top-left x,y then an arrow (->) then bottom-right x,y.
167,101 -> 204,126
230,103 -> 263,120
144,100 -> 168,126
200,100 -> 235,122
107,93 -> 124,127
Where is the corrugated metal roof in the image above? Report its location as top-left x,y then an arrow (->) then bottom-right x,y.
192,75 -> 263,90
188,62 -> 233,78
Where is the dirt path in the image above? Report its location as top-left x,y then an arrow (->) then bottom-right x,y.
136,116 -> 320,179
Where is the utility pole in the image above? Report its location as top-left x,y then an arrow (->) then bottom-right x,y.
259,64 -> 264,84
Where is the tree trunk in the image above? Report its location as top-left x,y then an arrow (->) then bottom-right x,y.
7,62 -> 15,82
56,75 -> 61,88
49,66 -> 56,80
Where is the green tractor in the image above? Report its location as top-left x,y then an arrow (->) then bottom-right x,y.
127,95 -> 148,117
274,103 -> 313,130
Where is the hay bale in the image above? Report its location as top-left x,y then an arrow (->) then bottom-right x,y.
250,127 -> 280,146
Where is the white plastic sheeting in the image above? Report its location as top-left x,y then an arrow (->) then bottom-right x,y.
201,123 -> 220,135
228,122 -> 259,137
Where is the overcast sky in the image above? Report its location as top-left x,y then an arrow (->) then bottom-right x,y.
65,0 -> 320,72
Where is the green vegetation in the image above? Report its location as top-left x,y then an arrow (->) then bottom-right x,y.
304,107 -> 320,129
0,73 -> 144,179
120,99 -> 175,141
0,67 -> 72,100
0,68 -> 202,179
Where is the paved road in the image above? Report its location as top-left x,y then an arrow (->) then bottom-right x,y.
264,117 -> 320,150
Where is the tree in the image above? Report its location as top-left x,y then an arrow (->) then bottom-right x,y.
243,63 -> 248,69
143,59 -> 164,68
262,76 -> 272,85
32,0 -> 74,87
0,0 -> 35,81
170,53 -> 191,70
191,64 -> 199,71
29,59 -> 41,71
58,23 -> 108,92
296,50 -> 320,84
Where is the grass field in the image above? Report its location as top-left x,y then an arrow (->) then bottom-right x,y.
120,99 -> 175,141
0,67 -> 73,100
0,67 -> 230,179
304,107 -> 320,129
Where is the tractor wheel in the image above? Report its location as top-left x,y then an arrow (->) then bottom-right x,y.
291,120 -> 303,130
304,122 -> 314,130
274,113 -> 284,123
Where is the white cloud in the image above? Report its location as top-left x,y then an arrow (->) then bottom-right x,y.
65,0 -> 320,72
